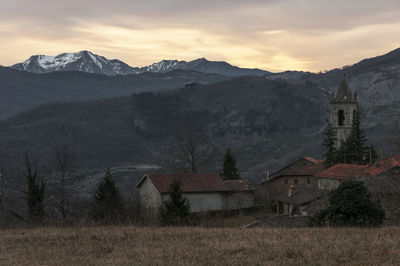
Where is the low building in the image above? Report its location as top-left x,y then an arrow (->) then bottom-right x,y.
272,186 -> 328,216
136,173 -> 254,216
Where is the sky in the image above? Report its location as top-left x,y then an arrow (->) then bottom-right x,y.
1,0 -> 400,72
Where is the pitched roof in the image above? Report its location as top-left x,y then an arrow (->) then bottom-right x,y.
365,155 -> 400,176
316,156 -> 400,180
137,173 -> 229,193
224,179 -> 254,192
316,164 -> 367,180
333,75 -> 354,102
273,187 -> 328,205
269,157 -> 324,181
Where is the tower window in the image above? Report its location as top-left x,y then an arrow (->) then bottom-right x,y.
338,110 -> 345,126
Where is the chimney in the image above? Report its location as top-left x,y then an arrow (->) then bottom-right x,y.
288,185 -> 295,197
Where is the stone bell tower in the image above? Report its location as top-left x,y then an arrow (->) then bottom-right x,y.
330,74 -> 358,149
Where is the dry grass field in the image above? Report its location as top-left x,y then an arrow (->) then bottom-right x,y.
1,226 -> 399,265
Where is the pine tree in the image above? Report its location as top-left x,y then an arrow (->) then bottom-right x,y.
337,110 -> 376,164
23,154 -> 46,223
344,110 -> 367,164
219,148 -> 240,180
160,180 -> 191,226
322,122 -> 337,167
89,168 -> 124,222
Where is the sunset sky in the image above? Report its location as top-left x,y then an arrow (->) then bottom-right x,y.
1,0 -> 400,72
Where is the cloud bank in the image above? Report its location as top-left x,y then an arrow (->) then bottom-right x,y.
1,0 -> 399,71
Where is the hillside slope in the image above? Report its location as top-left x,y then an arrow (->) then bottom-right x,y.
0,67 -> 228,119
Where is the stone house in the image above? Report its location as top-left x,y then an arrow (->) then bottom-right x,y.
272,186 -> 328,216
136,173 -> 254,217
259,157 -> 324,202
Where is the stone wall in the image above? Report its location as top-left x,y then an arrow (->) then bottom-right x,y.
330,101 -> 358,149
318,178 -> 340,190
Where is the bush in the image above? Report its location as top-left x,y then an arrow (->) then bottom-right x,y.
311,181 -> 385,227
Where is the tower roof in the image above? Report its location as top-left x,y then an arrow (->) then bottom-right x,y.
333,74 -> 354,102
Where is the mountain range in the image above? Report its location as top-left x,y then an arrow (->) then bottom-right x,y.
10,51 -> 269,77
1,47 -> 400,182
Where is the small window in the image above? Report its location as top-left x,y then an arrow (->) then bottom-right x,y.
307,177 -> 311,184
284,179 -> 288,185
338,110 -> 345,126
294,179 -> 298,185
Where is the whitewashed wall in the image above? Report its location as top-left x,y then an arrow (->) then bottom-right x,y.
139,178 -> 163,216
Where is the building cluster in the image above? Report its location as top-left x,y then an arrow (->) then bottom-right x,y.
136,76 -> 400,221
261,155 -> 400,217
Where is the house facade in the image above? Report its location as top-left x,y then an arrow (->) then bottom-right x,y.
259,157 -> 324,203
137,173 -> 254,216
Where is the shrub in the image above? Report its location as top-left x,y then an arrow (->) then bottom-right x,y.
311,181 -> 385,226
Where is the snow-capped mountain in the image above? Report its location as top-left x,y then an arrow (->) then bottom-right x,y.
139,58 -> 269,76
11,51 -> 138,76
11,51 -> 270,77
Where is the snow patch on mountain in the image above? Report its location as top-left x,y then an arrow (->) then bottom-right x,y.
11,51 -> 270,77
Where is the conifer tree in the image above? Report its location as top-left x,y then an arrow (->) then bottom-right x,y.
89,168 -> 124,222
343,110 -> 367,164
220,148 -> 240,180
23,154 -> 46,223
322,122 -> 337,167
160,180 -> 190,226
336,110 -> 377,164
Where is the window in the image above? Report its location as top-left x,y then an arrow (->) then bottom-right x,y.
338,110 -> 345,126
284,179 -> 288,185
307,177 -> 311,184
294,179 -> 298,185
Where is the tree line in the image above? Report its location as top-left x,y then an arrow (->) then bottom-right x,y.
0,142 -> 242,227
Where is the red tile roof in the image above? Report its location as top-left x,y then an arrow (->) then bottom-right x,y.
224,179 -> 254,192
316,156 -> 400,180
137,173 -> 229,193
316,164 -> 367,180
366,155 -> 400,176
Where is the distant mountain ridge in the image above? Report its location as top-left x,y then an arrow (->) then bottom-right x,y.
10,51 -> 270,77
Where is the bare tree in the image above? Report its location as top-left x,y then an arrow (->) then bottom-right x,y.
54,144 -> 75,220
168,117 -> 217,173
